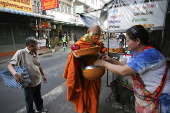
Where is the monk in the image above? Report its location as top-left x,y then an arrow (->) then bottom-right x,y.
63,25 -> 107,113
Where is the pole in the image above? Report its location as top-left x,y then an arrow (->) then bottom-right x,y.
9,21 -> 16,49
107,32 -> 110,87
160,30 -> 164,53
25,22 -> 28,37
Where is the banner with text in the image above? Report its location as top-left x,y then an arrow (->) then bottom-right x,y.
107,0 -> 168,32
0,0 -> 32,12
42,0 -> 59,10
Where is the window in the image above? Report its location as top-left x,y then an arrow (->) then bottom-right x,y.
68,7 -> 71,15
55,8 -> 60,12
58,4 -> 61,12
91,0 -> 94,4
65,6 -> 68,14
60,4 -> 64,13
51,9 -> 54,13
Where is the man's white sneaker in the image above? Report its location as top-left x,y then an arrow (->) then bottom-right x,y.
35,108 -> 48,113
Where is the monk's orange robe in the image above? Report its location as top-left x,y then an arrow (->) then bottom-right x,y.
63,36 -> 107,113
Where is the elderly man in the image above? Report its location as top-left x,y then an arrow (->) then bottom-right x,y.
8,37 -> 48,113
63,25 -> 107,113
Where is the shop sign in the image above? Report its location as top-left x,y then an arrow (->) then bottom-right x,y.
42,0 -> 59,10
51,25 -> 56,29
0,0 -> 32,12
107,0 -> 168,32
42,21 -> 51,28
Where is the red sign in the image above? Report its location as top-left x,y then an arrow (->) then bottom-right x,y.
42,0 -> 59,10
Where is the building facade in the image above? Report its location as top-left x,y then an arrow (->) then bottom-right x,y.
0,0 -> 53,55
46,0 -> 107,44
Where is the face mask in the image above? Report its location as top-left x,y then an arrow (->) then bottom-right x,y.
91,35 -> 100,43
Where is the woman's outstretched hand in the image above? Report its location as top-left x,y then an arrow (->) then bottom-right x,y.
101,55 -> 112,62
95,59 -> 107,67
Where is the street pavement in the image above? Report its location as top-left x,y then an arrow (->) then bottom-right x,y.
0,39 -> 135,113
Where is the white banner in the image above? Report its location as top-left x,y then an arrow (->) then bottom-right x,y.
107,0 -> 168,32
37,39 -> 46,48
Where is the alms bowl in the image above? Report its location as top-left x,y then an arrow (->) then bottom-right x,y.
82,65 -> 105,80
75,46 -> 101,56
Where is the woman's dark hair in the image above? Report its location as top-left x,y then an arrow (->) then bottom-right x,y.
126,25 -> 149,45
26,37 -> 37,46
126,25 -> 160,51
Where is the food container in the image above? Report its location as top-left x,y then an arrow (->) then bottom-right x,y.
108,52 -> 124,61
108,47 -> 125,53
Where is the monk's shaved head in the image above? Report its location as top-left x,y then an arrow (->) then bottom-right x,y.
89,25 -> 101,31
87,25 -> 101,35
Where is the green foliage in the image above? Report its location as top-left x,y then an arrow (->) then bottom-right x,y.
51,37 -> 58,49
58,41 -> 62,46
50,37 -> 63,48
56,24 -> 62,31
50,38 -> 56,49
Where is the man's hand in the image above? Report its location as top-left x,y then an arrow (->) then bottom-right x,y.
42,76 -> 47,83
8,63 -> 24,82
13,73 -> 24,82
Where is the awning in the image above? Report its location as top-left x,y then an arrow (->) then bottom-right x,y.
80,14 -> 98,27
0,7 -> 53,19
54,20 -> 86,27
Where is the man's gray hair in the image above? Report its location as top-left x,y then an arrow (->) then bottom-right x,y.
26,37 -> 37,46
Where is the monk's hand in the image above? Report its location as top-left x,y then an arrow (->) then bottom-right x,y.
72,51 -> 80,58
95,59 -> 107,67
102,55 -> 112,62
97,53 -> 104,59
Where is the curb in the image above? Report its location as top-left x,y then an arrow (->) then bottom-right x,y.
0,45 -> 69,64
0,51 -> 52,64
0,59 -> 9,64
38,50 -> 52,55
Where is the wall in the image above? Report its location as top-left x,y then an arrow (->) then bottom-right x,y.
0,13 -> 36,54
70,26 -> 87,39
47,10 -> 72,22
77,0 -> 105,9
62,25 -> 87,43
32,0 -> 42,14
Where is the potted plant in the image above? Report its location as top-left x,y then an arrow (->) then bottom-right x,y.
58,40 -> 63,46
50,38 -> 56,53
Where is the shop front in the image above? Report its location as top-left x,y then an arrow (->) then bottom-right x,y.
36,20 -> 52,49
0,0 -> 53,55
53,21 -> 88,45
0,13 -> 53,56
